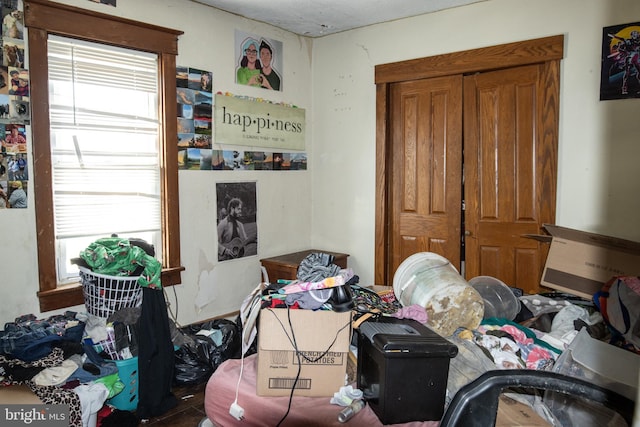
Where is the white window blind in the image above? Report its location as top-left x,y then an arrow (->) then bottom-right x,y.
48,35 -> 162,283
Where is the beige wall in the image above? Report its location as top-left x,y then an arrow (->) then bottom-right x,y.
0,0 -> 314,325
311,0 -> 640,285
1,0 -> 639,326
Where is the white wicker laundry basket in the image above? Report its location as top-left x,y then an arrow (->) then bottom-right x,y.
79,266 -> 143,318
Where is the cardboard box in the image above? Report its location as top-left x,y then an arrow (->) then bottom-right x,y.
496,395 -> 550,427
528,224 -> 640,299
0,384 -> 43,404
256,307 -> 352,397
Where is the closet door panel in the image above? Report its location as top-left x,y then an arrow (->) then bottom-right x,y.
464,64 -> 546,292
389,75 -> 463,276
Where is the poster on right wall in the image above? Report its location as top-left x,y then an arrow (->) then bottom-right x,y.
600,21 -> 640,100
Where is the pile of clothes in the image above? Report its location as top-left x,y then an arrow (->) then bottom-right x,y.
1,237 -> 177,427
0,311 -> 138,427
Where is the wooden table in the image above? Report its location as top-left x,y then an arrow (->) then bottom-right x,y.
260,249 -> 349,282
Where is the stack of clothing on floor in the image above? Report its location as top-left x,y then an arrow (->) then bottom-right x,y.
1,237 -> 177,427
0,311 -> 138,427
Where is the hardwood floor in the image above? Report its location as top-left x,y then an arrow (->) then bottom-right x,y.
142,381 -> 209,427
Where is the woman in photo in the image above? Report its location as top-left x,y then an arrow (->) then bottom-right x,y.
236,39 -> 262,87
3,124 -> 26,154
8,180 -> 26,208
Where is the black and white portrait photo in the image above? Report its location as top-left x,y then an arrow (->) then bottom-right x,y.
216,181 -> 258,261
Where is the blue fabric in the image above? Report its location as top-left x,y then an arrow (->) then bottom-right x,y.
68,359 -> 119,383
0,326 -> 51,355
13,334 -> 65,362
0,313 -> 85,361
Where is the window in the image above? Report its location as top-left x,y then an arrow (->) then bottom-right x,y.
25,0 -> 184,312
48,36 -> 162,283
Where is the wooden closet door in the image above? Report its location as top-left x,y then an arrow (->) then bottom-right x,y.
388,75 -> 463,277
375,36 -> 562,288
463,64 -> 553,292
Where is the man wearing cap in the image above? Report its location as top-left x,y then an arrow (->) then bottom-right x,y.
259,40 -> 281,90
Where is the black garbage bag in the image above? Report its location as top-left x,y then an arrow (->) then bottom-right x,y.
173,318 -> 242,386
173,343 -> 213,386
235,313 -> 258,358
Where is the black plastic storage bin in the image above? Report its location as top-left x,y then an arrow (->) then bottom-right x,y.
357,317 -> 458,424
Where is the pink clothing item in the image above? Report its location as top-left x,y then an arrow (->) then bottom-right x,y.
278,268 -> 355,295
500,325 -> 533,346
525,345 -> 555,370
392,304 -> 428,324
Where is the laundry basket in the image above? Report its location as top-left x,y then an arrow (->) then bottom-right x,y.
107,356 -> 139,411
79,266 -> 143,318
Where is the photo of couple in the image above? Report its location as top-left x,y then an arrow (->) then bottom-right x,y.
235,30 -> 282,91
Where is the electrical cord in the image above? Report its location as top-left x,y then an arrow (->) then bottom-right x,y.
164,285 -> 182,328
230,288 -> 264,421
229,352 -> 246,420
265,306 -> 352,364
275,307 -> 301,427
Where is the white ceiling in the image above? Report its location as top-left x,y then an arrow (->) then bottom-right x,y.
191,0 -> 488,37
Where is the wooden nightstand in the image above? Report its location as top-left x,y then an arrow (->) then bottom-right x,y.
260,249 -> 349,282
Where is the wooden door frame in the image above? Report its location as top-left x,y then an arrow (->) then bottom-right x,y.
375,35 -> 564,286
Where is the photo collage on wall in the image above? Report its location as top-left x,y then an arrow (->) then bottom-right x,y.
1,0 -> 30,209
176,66 -> 213,169
176,66 -> 307,171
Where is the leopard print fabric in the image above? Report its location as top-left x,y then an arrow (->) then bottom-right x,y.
0,348 -> 82,427
27,381 -> 82,427
0,347 -> 65,368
